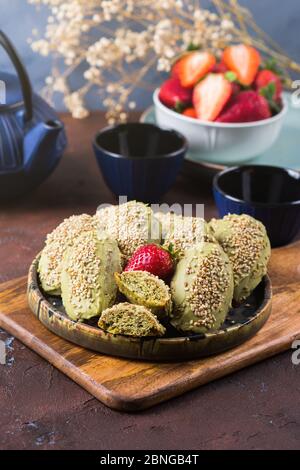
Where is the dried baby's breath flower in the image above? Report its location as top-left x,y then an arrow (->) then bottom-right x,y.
28,0 -> 300,121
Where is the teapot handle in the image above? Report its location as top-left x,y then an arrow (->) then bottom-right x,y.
0,30 -> 33,122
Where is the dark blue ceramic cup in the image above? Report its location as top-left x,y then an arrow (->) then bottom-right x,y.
93,123 -> 187,202
213,165 -> 300,247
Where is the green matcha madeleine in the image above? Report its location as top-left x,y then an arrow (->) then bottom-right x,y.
98,302 -> 166,337
61,231 -> 122,321
38,214 -> 96,294
209,214 -> 271,302
95,201 -> 161,260
154,211 -> 182,240
170,242 -> 234,334
162,215 -> 216,259
114,270 -> 172,319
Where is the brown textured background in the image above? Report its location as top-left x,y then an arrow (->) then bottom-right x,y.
0,113 -> 300,450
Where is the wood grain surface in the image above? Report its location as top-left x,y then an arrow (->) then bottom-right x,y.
0,241 -> 299,411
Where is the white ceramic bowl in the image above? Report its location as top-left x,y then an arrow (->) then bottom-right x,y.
153,89 -> 288,165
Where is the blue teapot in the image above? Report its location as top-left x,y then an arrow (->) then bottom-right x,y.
0,31 -> 67,199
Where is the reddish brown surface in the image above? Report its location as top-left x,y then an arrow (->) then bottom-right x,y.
0,113 -> 300,450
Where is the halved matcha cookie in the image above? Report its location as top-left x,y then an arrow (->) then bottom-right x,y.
114,270 -> 172,319
209,214 -> 271,302
98,302 -> 166,337
61,231 -> 122,321
38,214 -> 96,295
170,242 -> 234,334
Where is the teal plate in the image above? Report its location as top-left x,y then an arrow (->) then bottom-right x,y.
140,92 -> 300,171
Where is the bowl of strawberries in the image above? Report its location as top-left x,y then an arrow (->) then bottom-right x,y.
154,44 -> 287,164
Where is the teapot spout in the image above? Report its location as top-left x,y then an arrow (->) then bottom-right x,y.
23,120 -> 64,172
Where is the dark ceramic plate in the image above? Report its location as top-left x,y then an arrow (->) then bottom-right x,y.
27,255 -> 272,362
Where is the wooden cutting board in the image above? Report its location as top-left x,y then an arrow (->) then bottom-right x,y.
0,241 -> 300,412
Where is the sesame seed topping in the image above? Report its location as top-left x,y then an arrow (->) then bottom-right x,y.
39,214 -> 96,290
163,216 -> 215,259
185,247 -> 231,329
65,231 -> 102,311
213,214 -> 269,285
96,201 -> 160,260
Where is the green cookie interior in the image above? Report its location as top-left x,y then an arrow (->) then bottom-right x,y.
98,302 -> 166,337
114,270 -> 172,319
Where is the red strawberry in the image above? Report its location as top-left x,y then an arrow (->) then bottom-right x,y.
124,244 -> 174,280
171,60 -> 181,78
212,61 -> 228,73
231,81 -> 241,96
182,107 -> 197,118
176,51 -> 216,88
216,90 -> 271,123
193,73 -> 232,121
159,77 -> 192,109
223,44 -> 261,86
223,71 -> 241,96
255,69 -> 282,101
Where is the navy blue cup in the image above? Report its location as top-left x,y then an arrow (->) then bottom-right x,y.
213,165 -> 300,247
93,123 -> 187,202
